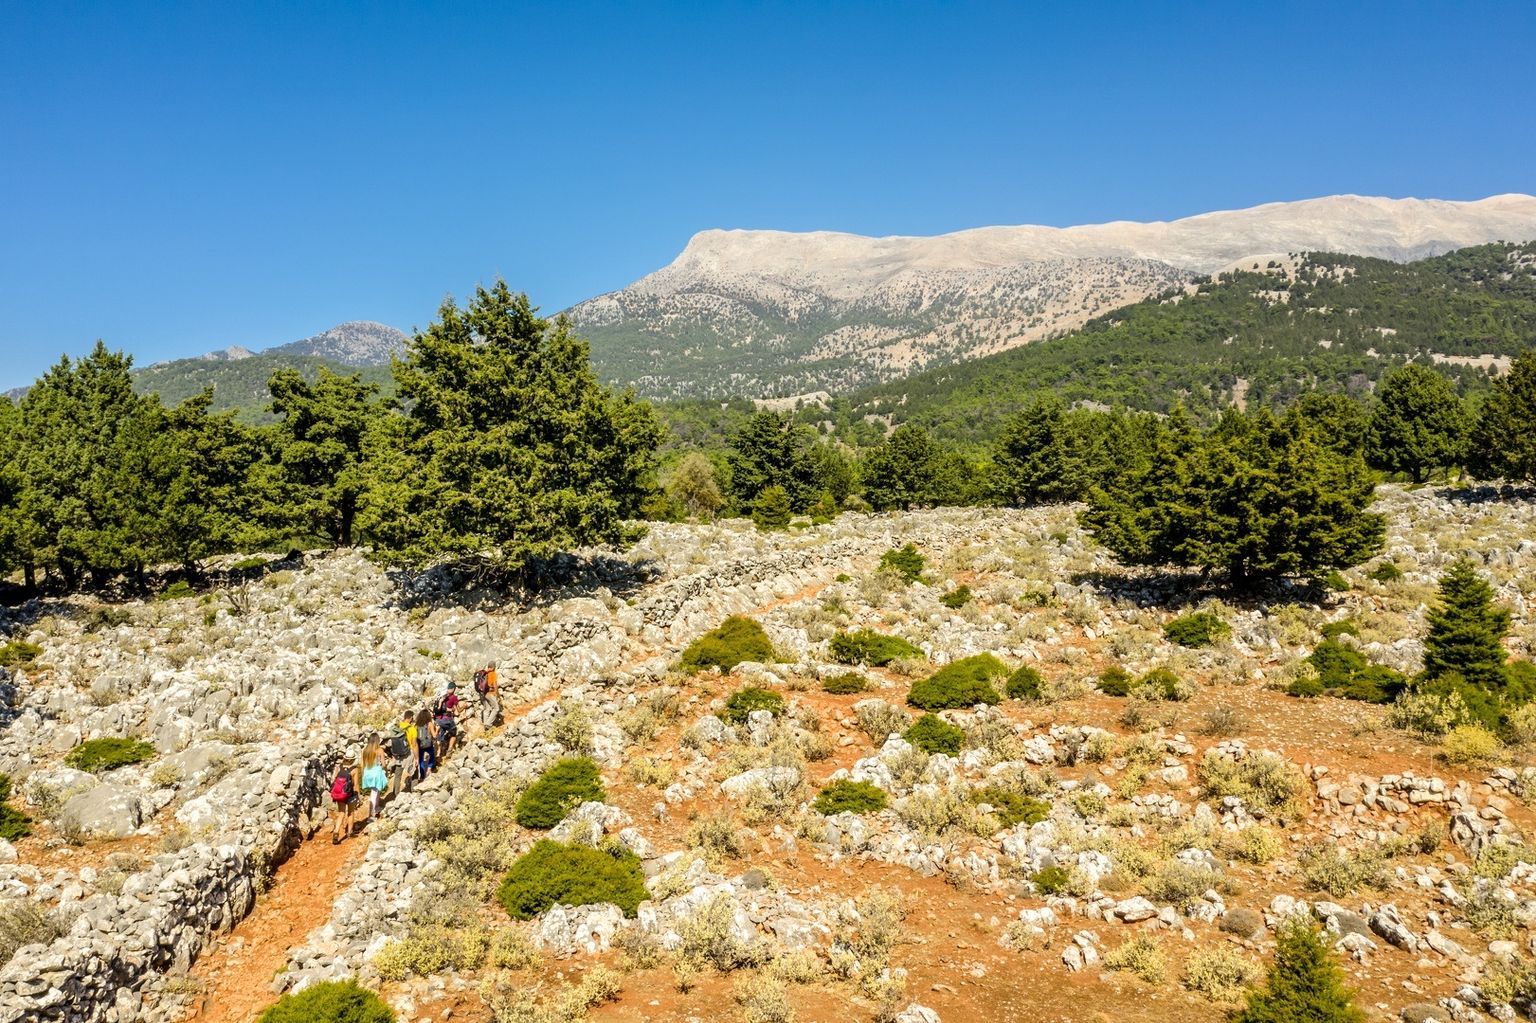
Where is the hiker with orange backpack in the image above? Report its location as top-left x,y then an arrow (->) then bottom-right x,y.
475,662 -> 501,728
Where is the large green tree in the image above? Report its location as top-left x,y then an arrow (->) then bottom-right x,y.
1232,918 -> 1365,1023
365,281 -> 662,578
860,424 -> 964,511
153,391 -> 268,575
1422,559 -> 1511,692
267,367 -> 386,546
726,412 -> 818,512
1470,349 -> 1536,484
1083,406 -> 1384,589
1365,364 -> 1469,482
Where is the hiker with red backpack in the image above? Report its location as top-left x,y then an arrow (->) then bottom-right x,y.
432,683 -> 460,757
329,758 -> 358,844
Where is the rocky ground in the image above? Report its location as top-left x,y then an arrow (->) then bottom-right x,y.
0,485 -> 1534,1023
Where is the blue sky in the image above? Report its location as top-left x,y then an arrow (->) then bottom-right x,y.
2,0 -> 1534,389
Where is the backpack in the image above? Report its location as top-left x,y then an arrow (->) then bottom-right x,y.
433,696 -> 450,717
330,771 -> 354,802
473,670 -> 489,695
385,731 -> 412,760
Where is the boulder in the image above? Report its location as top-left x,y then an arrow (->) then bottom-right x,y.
60,783 -> 143,838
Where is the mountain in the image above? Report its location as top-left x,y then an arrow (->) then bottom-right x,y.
570,194 -> 1536,400
790,241 -> 1536,450
131,320 -> 406,421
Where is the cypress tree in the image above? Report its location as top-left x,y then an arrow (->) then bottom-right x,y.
1365,364 -> 1469,483
1233,918 -> 1365,1023
1422,559 -> 1511,692
1470,349 -> 1536,485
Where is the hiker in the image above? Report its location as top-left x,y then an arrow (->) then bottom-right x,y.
433,683 -> 460,756
414,706 -> 437,775
361,732 -> 388,819
329,758 -> 358,844
475,661 -> 501,728
386,714 -> 416,794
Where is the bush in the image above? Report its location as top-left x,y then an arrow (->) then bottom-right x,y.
0,898 -> 65,967
1163,611 -> 1230,648
1302,638 -> 1406,704
1147,861 -> 1215,912
1030,865 -> 1071,894
735,972 -> 794,1023
1198,750 -> 1302,818
1369,561 -> 1403,583
1185,946 -> 1261,1003
969,786 -> 1047,828
813,779 -> 889,815
1104,934 -> 1166,985
64,737 -> 156,773
939,585 -> 973,609
680,616 -> 776,673
1301,845 -> 1388,896
372,924 -> 489,980
1442,724 -> 1502,765
514,758 -> 605,829
496,840 -> 648,920
157,580 -> 197,601
822,673 -> 869,695
879,544 -> 925,584
855,701 -> 909,744
907,654 -> 1006,710
752,485 -> 792,531
720,686 -> 787,724
258,980 -> 395,1023
1232,919 -> 1364,1023
829,629 -> 922,667
0,776 -> 32,842
677,891 -> 770,971
902,713 -> 963,756
1097,665 -> 1134,696
1005,665 -> 1044,701
0,642 -> 42,668
1135,668 -> 1194,702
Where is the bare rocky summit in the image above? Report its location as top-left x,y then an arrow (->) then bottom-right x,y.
570,194 -> 1536,399
268,320 -> 408,366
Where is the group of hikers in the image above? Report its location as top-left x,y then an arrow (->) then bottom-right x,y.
328,661 -> 502,843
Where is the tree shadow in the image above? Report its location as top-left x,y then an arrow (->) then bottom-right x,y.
1442,483 -> 1536,506
1068,569 -> 1335,612
388,551 -> 663,613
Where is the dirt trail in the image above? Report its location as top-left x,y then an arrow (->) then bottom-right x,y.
182,828 -> 371,1023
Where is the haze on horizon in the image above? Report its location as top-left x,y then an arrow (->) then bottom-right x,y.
2,0 -> 1534,390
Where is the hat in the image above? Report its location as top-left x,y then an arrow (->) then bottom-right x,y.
447,681 -> 456,689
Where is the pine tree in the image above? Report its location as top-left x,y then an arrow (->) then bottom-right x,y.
1366,365 -> 1469,483
860,424 -> 963,511
727,413 -> 818,512
364,281 -> 662,580
991,396 -> 1072,505
751,485 -> 792,531
665,453 -> 725,521
1233,918 -> 1365,1023
1083,406 -> 1384,589
267,367 -> 387,547
1423,559 -> 1511,692
153,391 -> 268,576
1470,349 -> 1536,484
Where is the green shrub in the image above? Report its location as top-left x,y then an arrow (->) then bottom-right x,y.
1031,865 -> 1071,894
679,616 -> 775,673
828,629 -> 922,666
1368,561 -> 1403,583
157,580 -> 197,601
752,485 -> 792,531
1163,611 -> 1230,648
1184,946 -> 1261,1003
879,544 -> 925,584
719,686 -> 786,724
907,654 -> 1006,710
822,673 -> 869,695
903,713 -> 963,755
0,775 -> 32,842
1232,919 -> 1365,1023
258,980 -> 395,1023
64,737 -> 156,773
1302,637 -> 1406,704
1135,667 -> 1193,701
514,758 -> 604,829
812,779 -> 889,815
1005,665 -> 1044,701
1441,724 -> 1501,765
496,840 -> 648,920
1097,665 -> 1134,696
0,898 -> 65,969
939,585 -> 973,609
0,642 -> 42,668
1104,933 -> 1166,985
969,786 -> 1047,828
1198,750 -> 1302,818
1301,845 -> 1389,896
1320,570 -> 1350,592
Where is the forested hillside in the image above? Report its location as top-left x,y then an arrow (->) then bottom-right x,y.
796,243 -> 1536,449
133,353 -> 395,423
